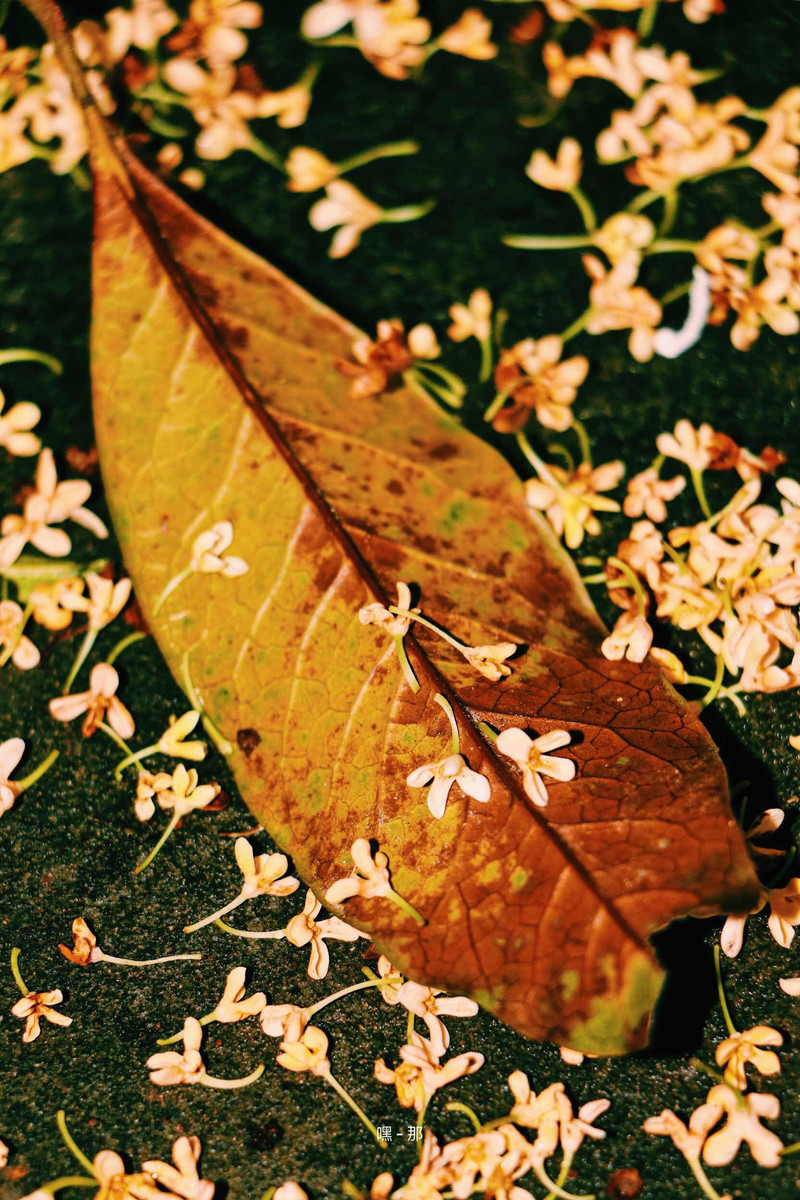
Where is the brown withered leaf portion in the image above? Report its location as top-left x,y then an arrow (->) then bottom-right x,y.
87,144 -> 758,1053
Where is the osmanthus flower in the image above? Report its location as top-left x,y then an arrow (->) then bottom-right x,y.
0,736 -> 58,818
601,611 -> 653,663
390,979 -> 479,1057
583,253 -> 662,362
284,889 -> 368,979
324,837 -> 426,925
715,1025 -> 783,1090
9,947 -> 71,1043
102,0 -> 178,61
624,466 -> 686,523
743,808 -> 785,858
406,752 -> 491,820
154,519 -> 247,613
255,67 -> 319,128
141,1134 -> 215,1200
593,212 -> 655,267
495,726 -> 575,807
59,916 -> 201,970
134,764 -> 221,874
335,318 -> 440,399
694,1084 -> 784,1168
301,0 -> 431,81
375,1029 -> 484,1115
0,599 -> 39,669
184,835 -> 299,931
526,138 -> 582,192
278,1024 -> 387,1145
260,1002 -> 311,1040
135,769 -> 173,821
285,146 -> 339,193
29,576 -> 85,631
729,273 -> 800,353
0,388 -> 40,456
185,0 -> 264,68
309,180 -> 433,259
160,60 -> 260,161
0,1139 -> 7,1168
447,288 -> 494,381
643,1106 -> 728,1196
437,10 -> 497,61
542,28 -> 644,101
0,447 -> 107,568
49,662 -> 135,739
489,336 -> 589,434
157,966 -> 265,1046
117,711 -> 209,778
524,459 -> 624,550
64,570 -> 131,631
146,1016 -> 264,1089
721,877 -> 800,956
273,1185 -> 308,1200
359,580 -> 417,637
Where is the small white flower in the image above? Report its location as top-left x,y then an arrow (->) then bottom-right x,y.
49,662 -> 134,739
284,889 -> 367,980
309,179 -> 383,258
0,737 -> 25,815
0,388 -> 40,456
0,600 -> 40,669
190,520 -> 248,576
495,727 -> 575,807
406,752 -> 490,819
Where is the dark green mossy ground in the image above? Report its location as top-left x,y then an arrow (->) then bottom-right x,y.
3,2 -> 800,1197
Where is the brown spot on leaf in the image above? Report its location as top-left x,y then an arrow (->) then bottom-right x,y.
429,442 -> 458,461
237,728 -> 262,757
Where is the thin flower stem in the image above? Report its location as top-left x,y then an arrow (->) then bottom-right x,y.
389,607 -> 466,654
56,1110 -> 95,1176
560,307 -> 593,343
689,1056 -> 727,1085
215,918 -> 285,939
0,555 -> 108,586
606,557 -> 647,618
387,887 -> 426,927
322,1068 -> 387,1147
569,187 -> 596,233
690,467 -> 712,520
434,692 -> 461,756
181,650 -> 232,754
659,188 -> 679,236
134,811 -> 182,874
407,1009 -> 415,1042
153,568 -> 192,616
101,950 -> 202,967
698,654 -> 726,711
637,0 -> 659,36
157,1010 -> 217,1046
114,743 -> 159,778
780,1140 -> 800,1157
201,1062 -> 265,1089
413,361 -> 467,395
185,891 -> 249,933
338,140 -> 419,173
516,432 -> 561,490
106,631 -> 147,665
484,388 -> 512,424
478,335 -> 493,383
502,233 -> 593,251
63,628 -> 97,693
247,135 -> 285,171
572,418 -> 592,468
531,1159 -> 593,1200
713,944 -> 738,1036
648,239 -> 698,255
10,946 -> 28,996
394,633 -> 420,692
687,1153 -> 728,1200
98,722 -> 135,763
477,720 -> 497,743
38,1177 -> 97,1194
0,600 -> 33,667
381,199 -> 436,224
15,748 -> 59,793
659,280 -> 693,308
445,1100 -> 483,1133
0,347 -> 62,373
543,1153 -> 575,1200
404,368 -> 464,410
416,1100 -> 428,1140
308,977 -> 386,1017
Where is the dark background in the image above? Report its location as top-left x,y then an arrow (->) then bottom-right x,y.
3,2 -> 800,1197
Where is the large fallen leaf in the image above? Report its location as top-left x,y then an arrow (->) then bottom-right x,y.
29,2 -> 758,1050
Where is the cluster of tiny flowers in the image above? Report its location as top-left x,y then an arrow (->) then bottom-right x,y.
593,419 -> 800,712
